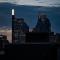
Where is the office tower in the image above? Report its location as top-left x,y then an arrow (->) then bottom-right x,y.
55,33 -> 60,43
30,14 -> 51,42
12,9 -> 29,44
12,9 -> 15,44
34,14 -> 51,33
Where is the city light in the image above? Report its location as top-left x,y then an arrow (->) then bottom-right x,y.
12,9 -> 14,15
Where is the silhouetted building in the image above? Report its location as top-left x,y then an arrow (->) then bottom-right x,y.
26,32 -> 49,43
0,35 -> 9,48
55,33 -> 60,43
12,9 -> 29,44
31,14 -> 51,42
33,14 -> 51,33
49,32 -> 55,42
12,15 -> 29,44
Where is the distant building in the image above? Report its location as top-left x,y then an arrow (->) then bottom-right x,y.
32,14 -> 51,42
55,33 -> 60,43
0,35 -> 9,48
49,32 -> 55,42
33,14 -> 51,33
12,15 -> 29,44
12,9 -> 29,44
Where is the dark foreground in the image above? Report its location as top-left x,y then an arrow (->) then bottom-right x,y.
0,43 -> 59,60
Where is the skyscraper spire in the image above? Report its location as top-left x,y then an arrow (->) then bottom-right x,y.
12,9 -> 14,15
12,9 -> 15,20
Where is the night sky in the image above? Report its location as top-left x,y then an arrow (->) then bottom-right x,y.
0,0 -> 60,33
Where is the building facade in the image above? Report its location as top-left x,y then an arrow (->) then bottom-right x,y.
55,33 -> 60,43
12,15 -> 29,44
34,14 -> 51,33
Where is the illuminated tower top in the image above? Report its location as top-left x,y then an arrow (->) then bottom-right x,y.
12,9 -> 15,15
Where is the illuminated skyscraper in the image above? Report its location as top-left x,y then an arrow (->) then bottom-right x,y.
12,9 -> 29,44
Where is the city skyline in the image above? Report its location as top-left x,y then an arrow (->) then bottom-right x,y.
0,1 -> 60,42
0,3 -> 60,33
